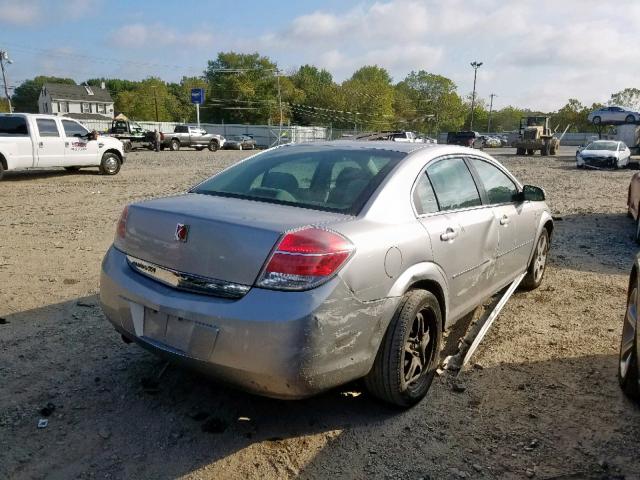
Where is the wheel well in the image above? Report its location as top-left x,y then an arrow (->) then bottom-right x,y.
407,279 -> 446,329
544,219 -> 554,240
0,152 -> 7,171
104,149 -> 122,163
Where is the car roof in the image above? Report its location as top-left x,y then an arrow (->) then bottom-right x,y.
280,140 -> 436,154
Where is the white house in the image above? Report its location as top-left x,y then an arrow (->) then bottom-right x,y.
38,82 -> 114,120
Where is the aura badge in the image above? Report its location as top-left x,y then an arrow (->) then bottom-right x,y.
175,223 -> 189,242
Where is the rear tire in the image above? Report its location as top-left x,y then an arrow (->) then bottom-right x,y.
619,275 -> 640,401
521,229 -> 549,290
170,139 -> 180,151
0,161 -> 4,180
541,142 -> 550,156
364,289 -> 442,408
626,114 -> 636,124
208,140 -> 219,152
516,147 -> 525,155
593,116 -> 601,125
99,152 -> 121,175
123,141 -> 133,153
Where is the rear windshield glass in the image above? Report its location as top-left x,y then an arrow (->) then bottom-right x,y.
0,116 -> 29,136
191,145 -> 404,214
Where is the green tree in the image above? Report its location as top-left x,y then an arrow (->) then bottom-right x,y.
12,76 -> 76,113
341,65 -> 395,130
490,106 -> 525,132
610,88 -> 640,110
553,98 -> 597,132
394,71 -> 465,133
114,78 -> 181,122
464,94 -> 488,131
288,65 -> 339,125
202,52 -> 282,124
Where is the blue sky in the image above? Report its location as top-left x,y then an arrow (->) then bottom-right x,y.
1,0 -> 640,111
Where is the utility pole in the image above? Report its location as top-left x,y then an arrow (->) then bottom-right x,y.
469,61 -> 483,130
276,70 -> 283,145
151,86 -> 159,123
487,93 -> 497,132
0,50 -> 13,113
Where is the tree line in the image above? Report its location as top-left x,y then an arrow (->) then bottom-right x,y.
2,51 -> 639,133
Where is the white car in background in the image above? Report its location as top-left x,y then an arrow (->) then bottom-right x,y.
576,140 -> 631,169
588,106 -> 640,125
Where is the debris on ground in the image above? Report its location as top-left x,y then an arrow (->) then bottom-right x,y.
39,402 -> 56,417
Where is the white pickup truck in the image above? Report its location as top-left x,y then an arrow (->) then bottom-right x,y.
0,113 -> 126,180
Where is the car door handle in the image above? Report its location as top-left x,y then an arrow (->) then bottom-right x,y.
500,215 -> 511,226
65,142 -> 69,147
38,142 -> 44,148
440,227 -> 458,241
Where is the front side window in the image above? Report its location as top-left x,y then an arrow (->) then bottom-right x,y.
192,145 -> 404,214
426,157 -> 481,211
0,116 -> 28,136
36,118 -> 60,137
469,158 -> 518,205
62,120 -> 89,138
413,172 -> 439,215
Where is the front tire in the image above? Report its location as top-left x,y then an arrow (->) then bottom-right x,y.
626,115 -> 636,124
208,140 -> 219,152
619,275 -> 640,401
99,152 -> 121,175
364,289 -> 442,408
521,229 -> 549,290
516,147 -> 525,155
593,116 -> 601,125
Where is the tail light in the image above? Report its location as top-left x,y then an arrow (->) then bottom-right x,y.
256,227 -> 355,290
116,205 -> 129,239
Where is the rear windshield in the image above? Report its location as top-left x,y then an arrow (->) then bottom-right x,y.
191,145 -> 404,214
0,116 -> 29,136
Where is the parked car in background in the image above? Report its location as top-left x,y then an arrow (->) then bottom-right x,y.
0,113 -> 125,179
588,106 -> 640,125
576,140 -> 630,169
161,125 -> 226,152
223,134 -> 257,150
100,141 -> 552,408
446,131 -> 482,148
480,135 -> 502,148
416,136 -> 437,144
619,256 -> 640,402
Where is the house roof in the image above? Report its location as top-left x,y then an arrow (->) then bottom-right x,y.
43,83 -> 113,102
63,112 -> 113,121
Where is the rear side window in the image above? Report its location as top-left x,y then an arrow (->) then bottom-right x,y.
469,159 -> 518,204
62,120 -> 89,138
427,157 -> 481,211
192,145 -> 404,214
0,116 -> 28,136
36,119 -> 60,137
413,173 -> 439,215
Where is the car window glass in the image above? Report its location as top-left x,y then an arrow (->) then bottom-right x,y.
62,120 -> 89,138
470,159 -> 518,204
36,119 -> 60,137
192,146 -> 404,214
0,116 -> 28,136
426,157 -> 481,211
413,172 -> 439,215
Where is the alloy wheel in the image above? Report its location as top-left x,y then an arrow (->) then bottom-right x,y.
402,310 -> 435,388
104,156 -> 119,174
533,233 -> 548,283
620,285 -> 638,381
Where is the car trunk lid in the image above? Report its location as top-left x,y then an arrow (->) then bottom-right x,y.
117,193 -> 349,287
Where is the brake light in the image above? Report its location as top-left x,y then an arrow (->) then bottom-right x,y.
116,205 -> 129,239
257,228 -> 355,290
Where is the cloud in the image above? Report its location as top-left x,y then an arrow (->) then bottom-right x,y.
109,23 -> 214,49
0,2 -> 39,25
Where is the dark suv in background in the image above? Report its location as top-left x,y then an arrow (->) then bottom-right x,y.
447,131 -> 482,148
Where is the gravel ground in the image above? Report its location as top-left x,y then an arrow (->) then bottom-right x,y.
1,146 -> 639,480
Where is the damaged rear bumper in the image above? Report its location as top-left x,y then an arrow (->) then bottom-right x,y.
100,246 -> 399,399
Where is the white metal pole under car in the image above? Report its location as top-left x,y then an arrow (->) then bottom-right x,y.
469,61 -> 482,130
0,50 -> 13,113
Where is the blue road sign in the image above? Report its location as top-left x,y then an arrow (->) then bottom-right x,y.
191,88 -> 205,105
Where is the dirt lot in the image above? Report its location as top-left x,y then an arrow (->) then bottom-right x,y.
1,146 -> 639,480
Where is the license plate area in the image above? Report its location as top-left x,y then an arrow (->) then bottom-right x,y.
129,303 -> 219,361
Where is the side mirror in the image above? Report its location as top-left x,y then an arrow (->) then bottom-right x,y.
517,184 -> 545,202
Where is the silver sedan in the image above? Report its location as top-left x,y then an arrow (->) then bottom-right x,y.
619,256 -> 640,402
100,141 -> 553,407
